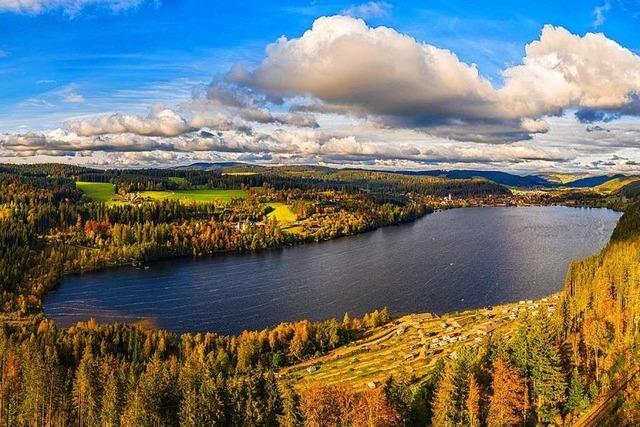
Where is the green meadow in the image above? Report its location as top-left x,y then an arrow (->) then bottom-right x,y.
266,202 -> 297,224
76,181 -> 246,204
138,189 -> 246,203
76,181 -> 116,202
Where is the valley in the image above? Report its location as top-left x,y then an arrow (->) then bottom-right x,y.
0,162 -> 638,426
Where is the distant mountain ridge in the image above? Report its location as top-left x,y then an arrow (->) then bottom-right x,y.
398,169 -> 635,189
400,169 -> 553,188
171,163 -> 633,190
563,174 -> 626,188
172,162 -> 258,171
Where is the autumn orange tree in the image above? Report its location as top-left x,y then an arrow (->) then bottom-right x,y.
487,356 -> 526,427
466,374 -> 481,427
300,384 -> 398,427
431,363 -> 457,427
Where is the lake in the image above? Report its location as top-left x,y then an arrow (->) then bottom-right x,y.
44,206 -> 621,335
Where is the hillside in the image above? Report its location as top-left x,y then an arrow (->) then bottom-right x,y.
564,174 -> 627,188
592,176 -> 640,194
1,162 -> 638,425
542,173 -> 591,184
283,297 -> 560,391
400,169 -> 554,188
399,169 -> 635,190
559,201 -> 640,424
619,179 -> 640,198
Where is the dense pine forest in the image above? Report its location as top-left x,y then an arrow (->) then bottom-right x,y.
0,163 -> 637,425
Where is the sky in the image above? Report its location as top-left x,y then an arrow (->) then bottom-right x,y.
2,0 -> 640,173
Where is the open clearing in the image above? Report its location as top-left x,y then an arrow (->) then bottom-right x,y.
76,182 -> 115,202
137,189 -> 246,203
267,203 -> 297,224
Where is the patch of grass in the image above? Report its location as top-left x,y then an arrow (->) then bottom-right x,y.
139,189 -> 246,203
76,182 -> 115,202
266,203 -> 297,224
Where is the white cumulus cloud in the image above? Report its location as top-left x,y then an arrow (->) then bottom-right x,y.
66,108 -> 193,137
230,16 -> 640,142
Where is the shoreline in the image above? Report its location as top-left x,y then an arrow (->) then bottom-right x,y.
54,200 -> 620,281
41,203 -> 621,337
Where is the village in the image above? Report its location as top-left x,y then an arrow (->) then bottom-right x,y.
281,294 -> 561,391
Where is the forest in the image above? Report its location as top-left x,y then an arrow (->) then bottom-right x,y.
0,162 -> 637,425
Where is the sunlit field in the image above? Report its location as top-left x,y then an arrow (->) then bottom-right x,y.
76,181 -> 115,202
139,189 -> 246,203
266,202 -> 297,224
76,182 -> 246,204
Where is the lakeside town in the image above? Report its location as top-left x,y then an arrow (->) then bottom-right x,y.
282,294 -> 561,391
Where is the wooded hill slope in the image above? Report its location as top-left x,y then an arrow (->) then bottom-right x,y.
560,200 -> 640,423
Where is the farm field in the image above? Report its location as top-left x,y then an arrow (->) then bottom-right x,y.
137,189 -> 246,203
76,181 -> 115,202
267,202 -> 297,224
281,295 -> 560,391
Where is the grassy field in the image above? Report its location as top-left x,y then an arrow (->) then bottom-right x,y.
281,296 -> 560,391
76,181 -> 115,202
138,189 -> 246,203
76,182 -> 245,204
266,203 -> 297,224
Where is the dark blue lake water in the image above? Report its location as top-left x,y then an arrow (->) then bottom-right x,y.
44,206 -> 621,335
